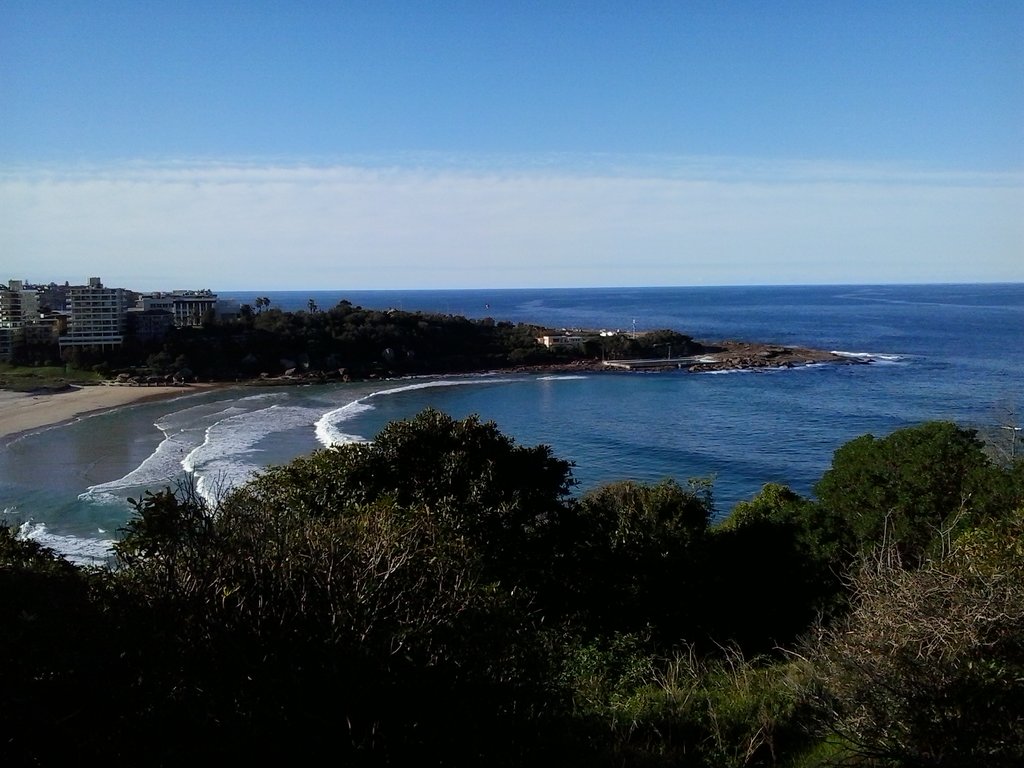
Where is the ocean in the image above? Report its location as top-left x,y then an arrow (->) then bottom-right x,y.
2,283 -> 1022,565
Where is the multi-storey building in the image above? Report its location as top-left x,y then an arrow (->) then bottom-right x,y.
0,279 -> 39,326
137,289 -> 219,327
0,279 -> 42,361
36,283 -> 69,313
59,277 -> 128,350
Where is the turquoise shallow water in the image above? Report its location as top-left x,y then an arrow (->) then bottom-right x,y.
2,283 -> 1022,564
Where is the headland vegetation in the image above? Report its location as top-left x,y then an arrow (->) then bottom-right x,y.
1,297 -> 862,438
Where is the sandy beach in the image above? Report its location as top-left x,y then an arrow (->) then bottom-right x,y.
0,384 -> 219,443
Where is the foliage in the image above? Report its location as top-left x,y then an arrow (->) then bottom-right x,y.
707,484 -> 854,653
107,410 -> 579,762
4,418 -> 1024,765
562,479 -> 713,643
813,421 -> 1000,566
0,525 -> 137,764
227,408 -> 576,596
0,361 -> 104,391
805,508 -> 1024,766
564,638 -> 816,768
598,329 -> 703,361
3,297 -> 718,386
142,300 -> 589,380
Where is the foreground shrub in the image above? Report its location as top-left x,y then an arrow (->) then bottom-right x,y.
805,508 -> 1024,766
813,422 -> 1000,567
110,411 -> 578,763
563,636 -> 817,768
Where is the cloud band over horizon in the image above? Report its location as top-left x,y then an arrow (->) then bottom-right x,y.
2,158 -> 1021,290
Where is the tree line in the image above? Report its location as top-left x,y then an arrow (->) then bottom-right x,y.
2,415 -> 1022,765
31,300 -> 702,381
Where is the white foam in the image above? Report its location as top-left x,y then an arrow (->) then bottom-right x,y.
79,422 -> 204,505
831,350 -> 906,364
314,401 -> 374,447
370,376 -> 516,396
536,375 -> 588,381
183,404 -> 328,505
72,378 -> 523,531
314,377 -> 516,448
78,397 -> 278,505
694,363 -> 829,375
694,367 -> 757,375
18,522 -> 115,567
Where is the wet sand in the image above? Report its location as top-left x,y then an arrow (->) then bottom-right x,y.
0,384 -> 219,443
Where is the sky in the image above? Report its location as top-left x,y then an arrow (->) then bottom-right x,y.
1,1 -> 1022,290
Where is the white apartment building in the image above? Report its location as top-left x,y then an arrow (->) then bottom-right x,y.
59,277 -> 129,349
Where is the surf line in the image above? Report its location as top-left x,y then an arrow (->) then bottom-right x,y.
314,376 -> 524,448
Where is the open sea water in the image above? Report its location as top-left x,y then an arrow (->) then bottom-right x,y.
2,283 -> 1022,565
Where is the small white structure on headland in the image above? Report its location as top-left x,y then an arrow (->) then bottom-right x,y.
537,332 -> 586,349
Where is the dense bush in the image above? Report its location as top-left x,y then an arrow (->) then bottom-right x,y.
813,421 -> 1008,566
26,299 -> 714,382
2,416 -> 1022,766
805,508 -> 1024,766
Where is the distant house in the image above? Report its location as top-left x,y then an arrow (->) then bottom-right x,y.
537,332 -> 586,349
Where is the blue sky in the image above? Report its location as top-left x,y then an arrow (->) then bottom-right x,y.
1,1 -> 1022,290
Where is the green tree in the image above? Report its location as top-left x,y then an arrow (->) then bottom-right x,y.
231,408 -> 576,587
709,484 -> 852,652
814,421 -> 997,566
0,526 -> 141,764
111,410 -> 579,762
562,478 -> 713,643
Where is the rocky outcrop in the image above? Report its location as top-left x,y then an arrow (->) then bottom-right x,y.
508,339 -> 867,375
685,341 -> 863,372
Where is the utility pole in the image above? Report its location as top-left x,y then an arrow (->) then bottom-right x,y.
1001,425 -> 1021,460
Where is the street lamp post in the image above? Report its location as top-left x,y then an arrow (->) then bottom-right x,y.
1001,425 -> 1022,460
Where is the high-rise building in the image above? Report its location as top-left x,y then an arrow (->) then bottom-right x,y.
0,279 -> 42,361
59,277 -> 128,349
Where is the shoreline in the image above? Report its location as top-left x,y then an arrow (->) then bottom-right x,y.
0,383 -> 224,444
0,341 -> 861,444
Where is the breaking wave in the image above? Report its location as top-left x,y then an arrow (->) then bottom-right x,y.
314,377 -> 515,448
16,522 -> 115,567
830,350 -> 906,364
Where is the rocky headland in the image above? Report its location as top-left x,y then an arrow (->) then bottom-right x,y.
681,340 -> 861,372
507,338 -> 864,375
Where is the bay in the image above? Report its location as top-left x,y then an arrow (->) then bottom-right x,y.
2,283 -> 1021,565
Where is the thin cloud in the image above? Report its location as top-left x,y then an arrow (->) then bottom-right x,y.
1,158 -> 1020,289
